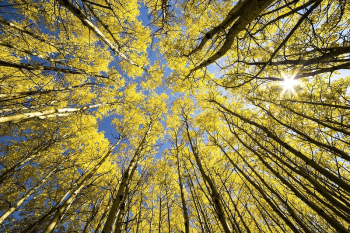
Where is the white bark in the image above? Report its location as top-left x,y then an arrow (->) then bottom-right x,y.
0,104 -> 107,124
57,0 -> 145,71
42,140 -> 121,233
0,166 -> 60,224
102,124 -> 152,233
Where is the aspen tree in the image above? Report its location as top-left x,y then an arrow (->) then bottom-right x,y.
1,0 -> 350,232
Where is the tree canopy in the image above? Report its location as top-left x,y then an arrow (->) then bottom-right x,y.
1,0 -> 350,232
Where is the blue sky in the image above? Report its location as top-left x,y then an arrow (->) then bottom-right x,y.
97,3 -> 172,159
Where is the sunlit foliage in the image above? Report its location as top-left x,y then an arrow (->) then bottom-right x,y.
1,0 -> 350,232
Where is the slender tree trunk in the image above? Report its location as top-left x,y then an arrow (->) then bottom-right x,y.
0,151 -> 41,185
0,59 -> 92,75
213,100 -> 350,192
102,156 -> 139,233
220,196 -> 240,233
166,192 -> 171,233
183,116 -> 232,233
244,180 -> 283,232
57,0 -> 143,69
185,168 -> 211,233
0,166 -> 58,224
232,134 -> 349,232
103,124 -> 151,233
236,123 -> 350,214
256,104 -> 350,161
135,190 -> 143,233
214,140 -> 300,233
22,186 -> 74,233
188,157 -> 221,232
42,140 -> 121,233
158,196 -> 162,233
0,103 -> 110,124
0,138 -> 74,188
220,180 -> 251,233
0,82 -> 98,104
149,200 -> 154,233
94,190 -> 117,233
255,98 -> 350,136
231,142 -> 311,232
0,18 -> 58,48
174,138 -> 190,233
242,200 -> 263,233
114,186 -> 129,233
282,99 -> 350,110
82,194 -> 106,233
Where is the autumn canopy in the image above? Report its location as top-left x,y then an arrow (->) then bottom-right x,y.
1,0 -> 350,232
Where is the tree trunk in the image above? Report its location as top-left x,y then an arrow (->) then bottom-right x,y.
174,136 -> 190,233
183,116 -> 232,233
42,140 -> 121,233
0,103 -> 109,124
102,124 -> 151,233
213,100 -> 350,192
0,166 -> 58,224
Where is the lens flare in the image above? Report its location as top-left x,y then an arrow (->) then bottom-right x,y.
281,73 -> 299,94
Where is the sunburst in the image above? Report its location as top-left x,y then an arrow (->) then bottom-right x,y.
280,72 -> 300,94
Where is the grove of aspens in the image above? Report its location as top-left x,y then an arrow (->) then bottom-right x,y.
1,0 -> 350,232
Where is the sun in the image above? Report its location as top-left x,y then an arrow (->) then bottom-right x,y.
281,73 -> 299,94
